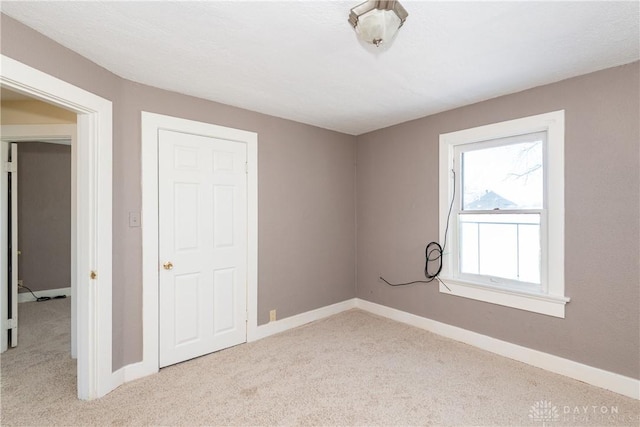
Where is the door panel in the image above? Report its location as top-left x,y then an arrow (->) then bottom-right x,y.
174,273 -> 200,345
213,267 -> 235,333
158,130 -> 247,368
213,186 -> 234,247
174,183 -> 199,250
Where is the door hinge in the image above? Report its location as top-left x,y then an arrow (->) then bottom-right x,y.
3,161 -> 16,173
245,161 -> 248,174
5,318 -> 17,330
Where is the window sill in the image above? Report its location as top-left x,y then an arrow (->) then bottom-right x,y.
438,277 -> 570,318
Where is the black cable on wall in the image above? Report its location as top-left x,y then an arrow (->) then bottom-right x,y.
380,170 -> 455,291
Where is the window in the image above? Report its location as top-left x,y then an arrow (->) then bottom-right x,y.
439,111 -> 569,318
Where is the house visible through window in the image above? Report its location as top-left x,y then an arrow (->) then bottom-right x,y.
439,111 -> 569,318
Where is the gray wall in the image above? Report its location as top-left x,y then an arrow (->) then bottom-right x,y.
117,80 -> 356,366
356,62 -> 640,379
3,13 -> 638,381
17,142 -> 71,293
1,14 -> 357,369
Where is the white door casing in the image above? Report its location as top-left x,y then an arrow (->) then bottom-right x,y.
1,141 -> 10,353
0,141 -> 18,352
158,130 -> 247,367
9,143 -> 18,347
0,141 -> 18,350
1,55 -> 113,400
138,112 -> 257,379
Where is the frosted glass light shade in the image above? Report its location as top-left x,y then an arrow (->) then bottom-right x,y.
356,8 -> 401,46
349,0 -> 408,47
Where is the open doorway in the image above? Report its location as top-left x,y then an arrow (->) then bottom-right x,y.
1,87 -> 77,389
1,55 -> 113,400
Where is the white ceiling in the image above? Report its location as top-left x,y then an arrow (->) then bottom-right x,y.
2,1 -> 638,135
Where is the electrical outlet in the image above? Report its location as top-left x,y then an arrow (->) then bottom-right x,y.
269,309 -> 277,322
18,280 -> 23,288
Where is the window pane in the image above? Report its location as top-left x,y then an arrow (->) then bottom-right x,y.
518,224 -> 540,284
462,136 -> 543,210
459,214 -> 540,284
478,223 -> 518,279
460,222 -> 479,274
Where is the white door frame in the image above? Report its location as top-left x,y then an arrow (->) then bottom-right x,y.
136,112 -> 257,378
0,125 -> 76,358
0,55 -> 113,400
0,141 -> 10,353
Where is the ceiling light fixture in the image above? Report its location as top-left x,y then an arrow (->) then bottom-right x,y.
348,0 -> 408,48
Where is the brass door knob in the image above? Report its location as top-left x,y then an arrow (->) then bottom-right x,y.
163,261 -> 174,270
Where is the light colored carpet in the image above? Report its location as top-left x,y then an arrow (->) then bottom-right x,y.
1,298 -> 638,426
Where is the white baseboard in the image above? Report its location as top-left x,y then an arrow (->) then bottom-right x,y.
113,298 -> 357,391
18,286 -> 71,303
110,353 -> 159,392
110,363 -> 151,394
250,298 -> 357,341
112,296 -> 638,401
123,360 -> 157,383
355,298 -> 640,400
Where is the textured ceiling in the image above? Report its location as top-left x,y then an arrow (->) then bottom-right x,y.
2,1 -> 638,135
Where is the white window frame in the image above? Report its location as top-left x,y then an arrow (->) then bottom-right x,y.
439,111 -> 569,318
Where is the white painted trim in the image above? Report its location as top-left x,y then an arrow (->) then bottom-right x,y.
250,299 -> 357,341
9,143 -> 18,347
355,298 -> 640,400
120,298 -> 356,380
1,124 -> 77,358
1,124 -> 75,145
119,294 -> 638,400
439,278 -> 569,318
123,293 -> 637,400
139,113 -> 161,380
140,112 -> 258,381
1,55 -> 113,400
0,142 -> 9,353
121,360 -> 150,383
18,287 -> 71,303
245,130 -> 259,343
438,110 -> 566,318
